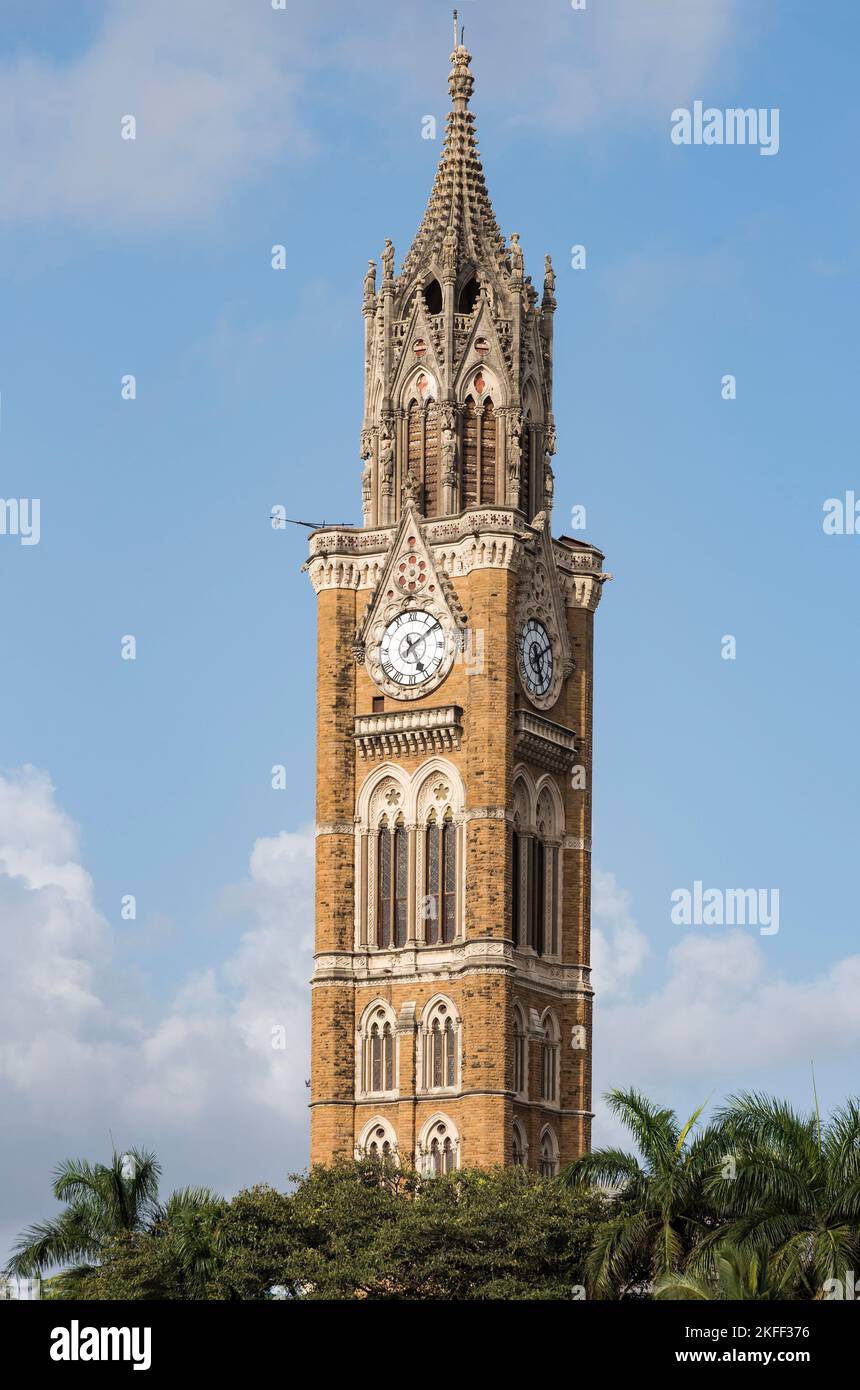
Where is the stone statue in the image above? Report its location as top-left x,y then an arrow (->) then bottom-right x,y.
510,232 -> 523,276
382,238 -> 395,280
363,260 -> 377,303
379,428 -> 395,483
544,254 -> 556,294
441,405 -> 458,482
442,225 -> 457,277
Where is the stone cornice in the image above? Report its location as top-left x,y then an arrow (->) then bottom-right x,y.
355,705 -> 463,760
514,709 -> 578,773
305,516 -> 609,605
312,941 -> 593,998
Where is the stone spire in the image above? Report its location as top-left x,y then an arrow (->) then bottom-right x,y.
358,27 -> 557,532
398,39 -> 508,286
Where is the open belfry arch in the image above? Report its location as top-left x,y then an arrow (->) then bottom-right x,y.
305,25 -> 608,1174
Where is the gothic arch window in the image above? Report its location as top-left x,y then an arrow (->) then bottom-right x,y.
420,997 -> 461,1093
357,1117 -> 399,1164
513,1002 -> 528,1097
480,398 -> 496,505
461,396 -> 478,506
457,275 -> 480,314
356,760 -> 465,952
539,1125 -> 559,1177
376,816 -> 408,948
519,417 -> 532,517
405,394 -> 441,518
359,1001 -> 397,1097
424,809 -> 457,944
512,771 -> 563,960
423,400 -> 440,516
418,1114 -> 460,1176
539,1010 -> 560,1105
512,1120 -> 527,1167
424,278 -> 443,315
407,398 -> 422,485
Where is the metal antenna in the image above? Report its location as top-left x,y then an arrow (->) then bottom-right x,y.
271,513 -> 352,530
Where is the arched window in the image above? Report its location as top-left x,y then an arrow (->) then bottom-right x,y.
519,421 -> 532,516
461,396 -> 478,506
512,826 -> 521,944
407,399 -> 422,486
528,834 -> 545,955
421,998 -> 460,1093
513,775 -> 562,960
425,811 -> 457,944
539,1126 -> 559,1177
419,1115 -> 459,1176
360,1003 -> 397,1096
357,1117 -> 399,1164
512,1121 -> 526,1167
513,1004 -> 527,1096
480,399 -> 496,505
376,819 -> 408,948
539,1011 -> 560,1104
424,278 -> 443,315
457,276 -> 480,314
377,818 -> 392,948
423,401 -> 440,516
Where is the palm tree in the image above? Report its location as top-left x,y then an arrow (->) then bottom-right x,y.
560,1088 -> 723,1298
5,1149 -> 220,1297
703,1092 -> 860,1298
655,1245 -> 787,1300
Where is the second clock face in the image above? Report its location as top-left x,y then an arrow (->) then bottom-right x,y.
519,619 -> 554,697
380,610 -> 446,689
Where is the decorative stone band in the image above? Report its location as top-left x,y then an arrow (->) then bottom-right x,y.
563,834 -> 592,853
354,704 -> 463,760
316,823 -> 354,837
462,806 -> 512,824
313,944 -> 593,997
514,709 -> 577,774
305,511 -> 584,592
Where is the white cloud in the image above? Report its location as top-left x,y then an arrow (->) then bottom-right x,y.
0,0 -> 741,234
592,870 -> 860,1145
591,868 -> 650,998
0,766 -> 313,1265
0,0 -> 312,231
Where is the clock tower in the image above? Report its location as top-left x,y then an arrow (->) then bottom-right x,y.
306,34 -> 607,1174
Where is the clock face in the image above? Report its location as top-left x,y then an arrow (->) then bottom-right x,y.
519,619 -> 554,697
380,610 -> 446,688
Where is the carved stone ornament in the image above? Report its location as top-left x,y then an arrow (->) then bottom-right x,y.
515,519 -> 574,710
357,503 -> 461,701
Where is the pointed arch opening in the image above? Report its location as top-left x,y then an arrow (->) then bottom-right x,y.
457,275 -> 480,314
423,278 -> 443,315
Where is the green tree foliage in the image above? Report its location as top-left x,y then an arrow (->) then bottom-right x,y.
5,1149 -> 221,1299
702,1092 -> 860,1297
209,1162 -> 603,1300
560,1088 -> 724,1298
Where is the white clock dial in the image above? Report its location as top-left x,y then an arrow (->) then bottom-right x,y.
519,619 -> 554,697
380,610 -> 446,688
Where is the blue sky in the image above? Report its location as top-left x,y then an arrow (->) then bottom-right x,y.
1,0 -> 859,1261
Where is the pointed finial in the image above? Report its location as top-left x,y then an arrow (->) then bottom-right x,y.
448,24 -> 473,109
